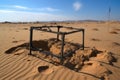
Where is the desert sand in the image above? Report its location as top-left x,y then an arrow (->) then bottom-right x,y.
0,21 -> 120,80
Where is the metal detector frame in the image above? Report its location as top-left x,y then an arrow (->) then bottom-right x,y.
29,26 -> 85,64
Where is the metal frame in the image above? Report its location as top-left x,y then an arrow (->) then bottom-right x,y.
29,26 -> 85,64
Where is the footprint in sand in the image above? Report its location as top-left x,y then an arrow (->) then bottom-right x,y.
14,49 -> 25,55
38,66 -> 53,74
112,42 -> 120,46
12,41 -> 18,43
92,28 -> 99,31
23,28 -> 28,30
37,65 -> 62,75
114,28 -> 120,31
91,38 -> 101,41
12,40 -> 25,43
109,31 -> 118,34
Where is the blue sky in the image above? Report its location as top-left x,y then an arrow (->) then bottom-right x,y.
0,0 -> 120,22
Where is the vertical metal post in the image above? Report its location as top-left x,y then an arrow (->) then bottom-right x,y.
82,30 -> 85,50
29,27 -> 33,55
57,26 -> 60,41
61,33 -> 65,64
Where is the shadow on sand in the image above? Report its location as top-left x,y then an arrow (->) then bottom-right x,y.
4,39 -> 118,80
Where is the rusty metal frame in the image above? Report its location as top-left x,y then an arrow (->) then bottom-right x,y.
29,26 -> 85,64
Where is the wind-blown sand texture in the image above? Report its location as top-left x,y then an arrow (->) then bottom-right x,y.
0,21 -> 120,80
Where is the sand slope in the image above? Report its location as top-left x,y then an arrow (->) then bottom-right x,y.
0,22 -> 120,80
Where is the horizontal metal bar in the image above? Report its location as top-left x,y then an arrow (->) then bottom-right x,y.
31,26 -> 84,35
31,26 -> 84,31
34,28 -> 66,35
29,26 -> 85,65
62,26 -> 84,30
65,29 -> 84,35
41,25 -> 63,28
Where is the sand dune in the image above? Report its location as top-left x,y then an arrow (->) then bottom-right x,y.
0,22 -> 120,80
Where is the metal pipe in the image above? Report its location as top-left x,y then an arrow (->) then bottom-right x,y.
65,29 -> 83,35
29,26 -> 85,64
29,27 -> 33,55
82,30 -> 85,50
57,26 -> 60,41
60,34 -> 65,64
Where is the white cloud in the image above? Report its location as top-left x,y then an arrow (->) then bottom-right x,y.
73,2 -> 82,11
46,7 -> 59,11
0,5 -> 60,12
0,10 -> 78,22
0,10 -> 15,13
3,5 -> 59,12
13,5 -> 30,10
38,7 -> 59,12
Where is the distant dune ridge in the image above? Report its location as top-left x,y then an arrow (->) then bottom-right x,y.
0,21 -> 120,80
